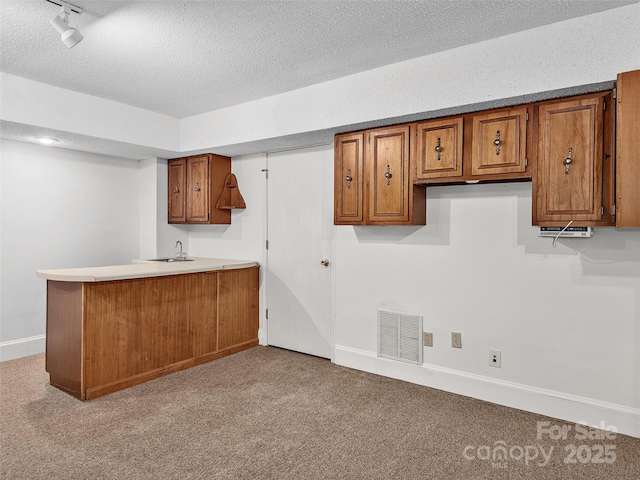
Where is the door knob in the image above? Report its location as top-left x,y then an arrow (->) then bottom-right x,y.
320,259 -> 330,267
564,147 -> 573,175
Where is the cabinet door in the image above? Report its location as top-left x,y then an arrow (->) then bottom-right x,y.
472,107 -> 528,176
168,159 -> 186,223
616,69 -> 640,227
535,96 -> 605,223
186,155 -> 210,223
334,133 -> 365,224
367,126 -> 411,224
415,117 -> 463,180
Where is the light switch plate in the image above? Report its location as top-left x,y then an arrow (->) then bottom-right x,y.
451,332 -> 462,348
423,331 -> 433,347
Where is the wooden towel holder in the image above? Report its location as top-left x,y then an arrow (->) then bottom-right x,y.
216,173 -> 246,209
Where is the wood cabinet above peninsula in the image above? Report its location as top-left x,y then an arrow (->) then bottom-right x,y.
168,154 -> 231,224
37,259 -> 259,400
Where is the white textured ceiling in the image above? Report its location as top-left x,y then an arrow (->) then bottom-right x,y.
0,0 -> 637,157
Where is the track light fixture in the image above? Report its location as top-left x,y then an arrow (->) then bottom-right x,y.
47,0 -> 83,49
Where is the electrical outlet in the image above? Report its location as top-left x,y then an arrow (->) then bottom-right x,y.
489,349 -> 501,368
451,332 -> 462,348
423,331 -> 433,347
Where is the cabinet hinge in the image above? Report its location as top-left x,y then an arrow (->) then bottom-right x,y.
265,308 -> 268,320
265,240 -> 269,250
525,158 -> 528,167
612,87 -> 617,99
603,99 -> 606,111
611,204 -> 616,217
601,206 -> 605,218
261,168 -> 268,179
526,111 -> 529,121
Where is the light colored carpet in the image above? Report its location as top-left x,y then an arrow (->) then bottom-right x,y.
1,346 -> 638,479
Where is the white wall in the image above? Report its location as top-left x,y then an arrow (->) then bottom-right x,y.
0,139 -> 142,360
333,181 -> 640,431
138,157 -> 189,260
187,153 -> 266,262
139,157 -> 160,259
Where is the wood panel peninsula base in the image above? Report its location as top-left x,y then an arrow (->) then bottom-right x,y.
39,260 -> 259,400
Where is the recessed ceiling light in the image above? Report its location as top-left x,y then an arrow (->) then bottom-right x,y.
37,137 -> 60,145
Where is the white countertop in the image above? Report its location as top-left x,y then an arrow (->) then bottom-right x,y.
36,258 -> 259,282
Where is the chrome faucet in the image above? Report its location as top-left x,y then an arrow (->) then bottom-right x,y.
175,241 -> 186,259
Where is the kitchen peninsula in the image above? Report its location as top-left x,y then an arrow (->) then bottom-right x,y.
37,258 -> 259,400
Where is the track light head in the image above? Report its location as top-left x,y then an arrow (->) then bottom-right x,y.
49,3 -> 83,49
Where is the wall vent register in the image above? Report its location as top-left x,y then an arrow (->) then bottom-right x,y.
377,310 -> 423,365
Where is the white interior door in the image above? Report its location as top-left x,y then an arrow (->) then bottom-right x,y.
266,146 -> 333,359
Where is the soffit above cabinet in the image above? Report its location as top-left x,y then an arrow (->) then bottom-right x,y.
2,1 -> 630,119
0,0 -> 640,159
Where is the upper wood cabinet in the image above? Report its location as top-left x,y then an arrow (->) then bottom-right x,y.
168,153 -> 231,225
334,133 -> 365,224
471,107 -> 528,177
533,92 -> 614,226
334,69 -> 639,228
413,106 -> 531,185
368,125 -> 419,224
334,126 -> 425,225
415,117 -> 463,180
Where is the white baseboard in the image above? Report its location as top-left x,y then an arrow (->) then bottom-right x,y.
0,335 -> 46,362
334,344 -> 640,439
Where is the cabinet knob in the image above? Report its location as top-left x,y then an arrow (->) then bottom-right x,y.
345,169 -> 353,188
194,183 -> 201,193
494,130 -> 501,156
173,186 -> 180,198
320,259 -> 330,267
384,164 -> 392,185
435,137 -> 442,161
564,147 -> 573,175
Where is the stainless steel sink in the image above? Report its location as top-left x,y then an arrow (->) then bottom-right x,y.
147,258 -> 194,262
